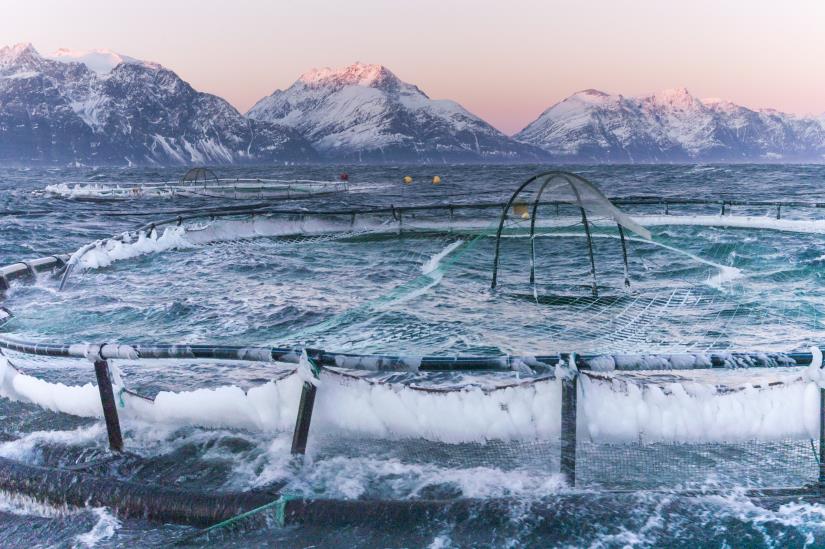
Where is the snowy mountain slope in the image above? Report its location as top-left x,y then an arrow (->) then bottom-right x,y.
0,43 -> 316,166
516,88 -> 825,162
247,62 -> 546,162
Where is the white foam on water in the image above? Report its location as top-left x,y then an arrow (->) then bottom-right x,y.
700,490 -> 825,543
422,240 -> 464,275
0,424 -> 105,462
533,231 -> 744,289
72,507 -> 120,548
380,239 -> 467,307
279,455 -> 566,500
237,430 -> 565,500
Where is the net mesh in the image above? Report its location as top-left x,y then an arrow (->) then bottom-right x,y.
578,439 -> 819,490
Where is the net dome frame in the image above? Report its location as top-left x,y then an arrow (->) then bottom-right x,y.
179,167 -> 219,186
491,171 -> 652,295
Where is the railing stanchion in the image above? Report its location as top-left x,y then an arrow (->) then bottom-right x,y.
819,389 -> 825,491
94,359 -> 123,452
560,359 -> 578,487
291,353 -> 320,456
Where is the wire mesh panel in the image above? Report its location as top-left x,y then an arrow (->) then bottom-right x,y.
577,438 -> 820,490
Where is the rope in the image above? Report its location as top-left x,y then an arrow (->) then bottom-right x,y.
175,492 -> 300,545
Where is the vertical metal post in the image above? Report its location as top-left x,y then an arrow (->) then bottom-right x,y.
580,208 -> 598,297
618,224 -> 631,288
291,383 -> 317,455
94,360 -> 123,452
819,388 -> 825,490
560,372 -> 578,486
291,354 -> 320,456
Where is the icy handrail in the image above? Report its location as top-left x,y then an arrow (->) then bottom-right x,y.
0,330 -> 818,372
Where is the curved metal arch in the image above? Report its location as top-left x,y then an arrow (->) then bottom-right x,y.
491,171 -> 648,290
491,171 -> 571,288
180,167 -> 219,185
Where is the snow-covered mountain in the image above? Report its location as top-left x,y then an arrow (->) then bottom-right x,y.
0,43 -> 316,166
247,62 -> 545,162
3,45 -> 823,166
516,88 -> 825,162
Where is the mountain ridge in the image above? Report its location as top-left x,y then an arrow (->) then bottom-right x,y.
515,87 -> 825,162
1,43 -> 823,165
247,61 -> 547,163
0,43 -> 316,166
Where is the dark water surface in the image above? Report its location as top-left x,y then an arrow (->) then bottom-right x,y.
1,164 -> 825,548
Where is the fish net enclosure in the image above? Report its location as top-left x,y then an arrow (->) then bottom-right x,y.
3,171 -> 825,533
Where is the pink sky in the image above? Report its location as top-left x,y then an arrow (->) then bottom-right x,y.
3,0 -> 824,134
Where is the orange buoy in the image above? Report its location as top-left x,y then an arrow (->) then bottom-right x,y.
513,202 -> 530,220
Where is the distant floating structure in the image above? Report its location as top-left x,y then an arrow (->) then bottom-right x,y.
41,167 -> 349,201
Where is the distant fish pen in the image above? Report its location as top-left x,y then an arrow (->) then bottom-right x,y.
4,171 -> 825,531
41,166 -> 350,201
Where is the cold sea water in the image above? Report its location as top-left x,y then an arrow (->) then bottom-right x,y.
1,164 -> 825,547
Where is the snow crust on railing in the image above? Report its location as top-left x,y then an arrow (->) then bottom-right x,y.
0,353 -> 819,444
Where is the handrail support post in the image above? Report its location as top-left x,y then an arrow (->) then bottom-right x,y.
94,359 -> 124,452
560,361 -> 578,487
291,352 -> 321,456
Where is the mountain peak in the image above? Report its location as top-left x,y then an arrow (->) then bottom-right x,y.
298,62 -> 397,88
0,42 -> 40,65
568,89 -> 614,105
47,47 -> 160,74
575,88 -> 610,97
517,85 -> 825,161
702,97 -> 741,112
648,87 -> 697,108
249,61 -> 540,161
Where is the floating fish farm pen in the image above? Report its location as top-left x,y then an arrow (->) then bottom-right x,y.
4,170 -> 825,534
41,166 -> 350,201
